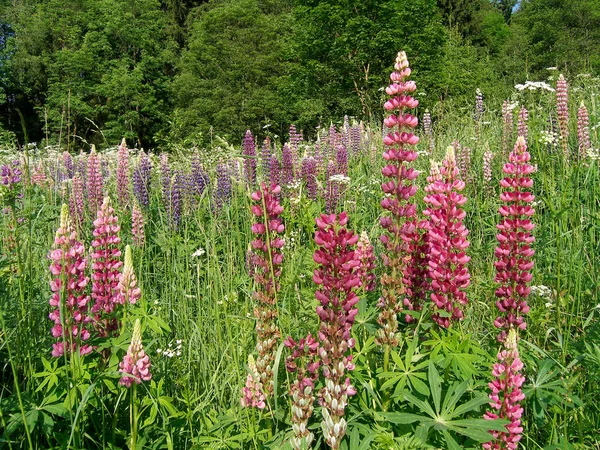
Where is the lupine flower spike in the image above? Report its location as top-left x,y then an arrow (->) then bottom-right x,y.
131,203 -> 145,248
423,146 -> 471,327
116,245 -> 141,305
494,136 -> 534,342
517,107 -> 528,145
48,204 -> 93,357
502,101 -> 513,156
240,355 -> 266,409
285,334 -> 320,450
243,130 -> 257,186
119,319 -> 152,387
355,231 -> 376,292
377,50 -> 420,347
313,212 -> 359,450
577,102 -> 590,160
87,148 -> 104,217
483,329 -> 525,450
556,74 -> 569,159
248,183 -> 284,397
116,138 -> 131,209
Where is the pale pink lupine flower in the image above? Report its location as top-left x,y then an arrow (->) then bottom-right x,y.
48,204 -> 93,357
70,174 -> 85,229
577,102 -> 590,159
556,74 -> 569,158
483,329 -> 525,450
116,245 -> 141,305
240,355 -> 266,409
87,148 -> 104,217
119,319 -> 152,387
131,203 -> 145,247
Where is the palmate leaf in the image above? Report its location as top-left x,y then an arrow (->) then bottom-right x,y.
379,362 -> 509,447
378,336 -> 431,398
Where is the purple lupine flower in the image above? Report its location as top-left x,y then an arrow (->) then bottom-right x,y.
494,136 -> 534,342
281,144 -> 295,188
325,161 -> 339,214
101,156 -> 110,182
518,107 -> 529,144
133,152 -> 151,208
116,138 -> 131,210
243,130 -> 257,186
313,212 -> 360,450
349,125 -> 361,157
577,102 -> 590,159
301,157 -> 318,201
483,329 -> 525,450
556,74 -> 569,158
87,149 -> 104,218
74,152 -> 87,192
191,154 -> 210,197
119,319 -> 152,387
63,152 -> 74,179
213,163 -> 232,211
336,145 -> 348,176
269,154 -> 281,188
261,137 -> 272,182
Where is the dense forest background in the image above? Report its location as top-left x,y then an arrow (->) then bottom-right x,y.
0,0 -> 599,148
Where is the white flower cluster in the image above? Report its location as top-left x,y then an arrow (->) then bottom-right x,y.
515,81 -> 555,92
539,130 -> 559,147
157,340 -> 183,358
531,285 -> 554,308
328,174 -> 351,185
192,247 -> 206,257
585,148 -> 600,161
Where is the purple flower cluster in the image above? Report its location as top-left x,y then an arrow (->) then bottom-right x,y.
243,130 -> 257,186
133,152 -> 151,208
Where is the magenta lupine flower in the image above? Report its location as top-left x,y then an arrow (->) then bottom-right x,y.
281,144 -> 295,188
249,183 -> 284,396
556,74 -> 569,158
116,138 -> 131,210
131,203 -> 145,248
261,137 -> 272,181
423,147 -> 471,328
577,102 -> 590,160
69,174 -> 85,230
355,231 -> 376,292
494,136 -> 534,342
483,329 -> 525,450
243,130 -> 257,186
269,154 -> 281,188
313,212 -> 359,450
285,334 -> 320,450
116,245 -> 141,305
483,150 -> 494,191
518,107 -> 529,144
63,151 -> 74,179
301,157 -> 318,201
119,319 -> 152,387
90,197 -> 123,337
240,355 -> 267,409
377,50 -> 420,347
502,101 -> 513,156
402,219 -> 431,323
48,204 -> 93,357
87,148 -> 104,218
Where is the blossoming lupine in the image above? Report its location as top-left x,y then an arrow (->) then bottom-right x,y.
336,145 -> 348,176
191,154 -> 210,197
48,204 -> 92,357
324,161 -> 339,214
214,163 -> 232,211
261,137 -> 272,181
355,231 -> 376,292
63,151 -> 74,179
285,334 -> 320,450
577,102 -> 590,160
90,197 -> 123,337
349,125 -> 361,157
131,203 -> 145,248
281,144 -> 295,188
240,355 -> 266,409
269,154 -> 281,188
87,148 -> 104,217
483,150 -> 494,192
313,212 -> 359,450
70,174 -> 85,230
517,107 -> 529,144
502,101 -> 513,156
301,156 -> 318,201
483,329 -> 525,450
249,183 -> 284,397
116,245 -> 141,305
377,50 -> 420,347
494,136 -> 534,342
423,146 -> 471,328
116,138 -> 131,209
556,74 -> 569,158
243,130 -> 257,186
133,152 -> 151,208
119,319 -> 152,387
160,153 -> 171,211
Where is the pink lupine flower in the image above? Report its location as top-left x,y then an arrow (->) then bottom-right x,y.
577,102 -> 590,159
556,74 -> 569,158
502,101 -> 513,156
116,245 -> 141,305
131,203 -> 145,248
116,138 -> 131,209
240,355 -> 266,409
119,319 -> 152,387
517,107 -> 529,144
355,231 -> 376,292
423,147 -> 471,328
48,204 -> 93,357
313,212 -> 360,450
483,149 -> 494,192
31,161 -> 49,187
402,217 -> 431,323
494,136 -> 534,342
285,334 -> 320,450
248,183 -> 284,396
483,329 -> 525,450
86,148 -> 104,218
377,51 -> 420,347
90,197 -> 123,336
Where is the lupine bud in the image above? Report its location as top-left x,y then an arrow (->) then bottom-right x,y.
325,161 -> 339,214
243,130 -> 257,186
349,126 -> 361,156
423,146 -> 471,328
377,51 -> 420,347
313,212 -> 359,450
494,136 -> 534,342
116,138 -> 131,209
63,152 -> 74,179
269,154 -> 281,188
483,329 -> 525,450
577,102 -> 590,160
556,74 -> 569,158
48,204 -> 93,357
423,109 -> 433,156
119,319 -> 152,387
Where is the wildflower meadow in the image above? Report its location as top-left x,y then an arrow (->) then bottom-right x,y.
1,50 -> 599,450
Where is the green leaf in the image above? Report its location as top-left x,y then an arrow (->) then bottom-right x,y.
428,362 -> 441,414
